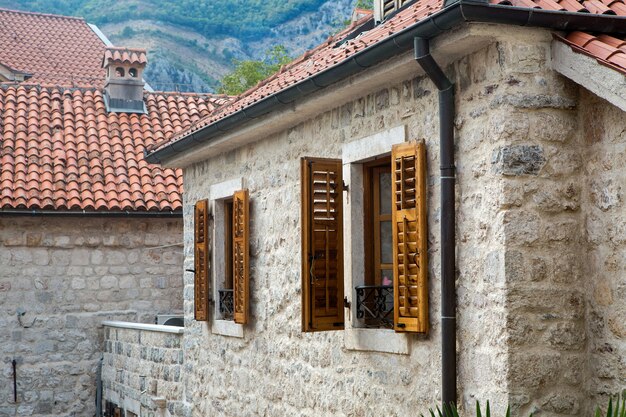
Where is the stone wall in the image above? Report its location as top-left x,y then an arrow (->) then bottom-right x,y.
0,216 -> 183,417
102,323 -> 184,417
578,89 -> 626,413
176,24 -> 624,417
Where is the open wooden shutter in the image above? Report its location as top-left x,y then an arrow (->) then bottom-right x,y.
194,199 -> 209,321
392,141 -> 428,333
301,158 -> 344,332
232,189 -> 250,324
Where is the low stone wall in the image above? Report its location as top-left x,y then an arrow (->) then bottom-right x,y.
102,322 -> 184,417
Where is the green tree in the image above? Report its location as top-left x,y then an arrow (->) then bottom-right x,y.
218,45 -> 291,95
355,0 -> 374,9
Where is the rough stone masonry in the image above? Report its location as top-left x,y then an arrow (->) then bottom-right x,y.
0,216 -> 183,417
178,24 -> 624,417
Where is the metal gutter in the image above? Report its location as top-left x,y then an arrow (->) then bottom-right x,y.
146,0 -> 626,164
414,37 -> 457,410
0,209 -> 182,218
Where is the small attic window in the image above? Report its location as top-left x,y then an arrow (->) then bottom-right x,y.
115,67 -> 125,77
375,0 -> 413,22
129,68 -> 138,78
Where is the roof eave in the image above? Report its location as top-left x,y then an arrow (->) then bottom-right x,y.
146,0 -> 626,165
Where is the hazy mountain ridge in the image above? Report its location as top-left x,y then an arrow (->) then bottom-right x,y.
0,0 -> 358,92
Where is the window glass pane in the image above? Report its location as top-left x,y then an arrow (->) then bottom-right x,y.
380,220 -> 392,264
379,171 -> 392,215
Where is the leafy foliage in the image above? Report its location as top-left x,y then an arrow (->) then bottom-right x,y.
355,0 -> 374,9
420,401 -> 518,417
218,45 -> 292,95
0,0 -> 330,40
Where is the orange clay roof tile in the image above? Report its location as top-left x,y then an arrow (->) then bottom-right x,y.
0,8 -> 106,87
150,0 -> 626,155
559,31 -> 626,75
0,85 -> 230,211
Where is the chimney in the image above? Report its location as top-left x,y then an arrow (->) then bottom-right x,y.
351,8 -> 373,24
102,47 -> 147,113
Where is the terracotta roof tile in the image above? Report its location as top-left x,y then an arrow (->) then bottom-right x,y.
0,8 -> 106,87
151,0 -> 626,156
103,47 -> 148,67
0,85 -> 230,211
557,31 -> 626,74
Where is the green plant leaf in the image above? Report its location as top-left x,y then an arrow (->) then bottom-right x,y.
505,405 -> 510,417
450,402 -> 460,417
476,401 -> 482,417
486,400 -> 491,417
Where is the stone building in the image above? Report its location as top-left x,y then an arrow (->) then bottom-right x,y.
141,0 -> 626,415
0,8 -> 228,416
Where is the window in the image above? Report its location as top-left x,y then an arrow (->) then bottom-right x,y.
115,67 -> 125,77
218,198 -> 234,320
302,128 -> 429,344
357,157 -> 395,328
193,188 -> 250,328
129,68 -> 138,78
374,0 -> 413,22
214,190 -> 250,324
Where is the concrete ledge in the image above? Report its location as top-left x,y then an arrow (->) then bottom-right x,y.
552,40 -> 626,112
212,319 -> 244,338
344,328 -> 409,355
102,320 -> 184,334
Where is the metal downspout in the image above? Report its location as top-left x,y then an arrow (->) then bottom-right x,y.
414,37 -> 457,410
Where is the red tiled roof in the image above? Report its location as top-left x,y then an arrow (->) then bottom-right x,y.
103,47 -> 148,67
0,8 -> 106,87
557,31 -> 626,73
0,85 -> 230,211
492,0 -> 626,13
150,0 -> 626,156
151,2 -> 444,152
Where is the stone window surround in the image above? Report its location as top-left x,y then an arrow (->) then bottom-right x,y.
342,125 -> 410,355
210,177 -> 244,338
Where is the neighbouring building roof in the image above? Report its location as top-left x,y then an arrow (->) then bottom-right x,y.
147,0 -> 626,160
0,8 -> 106,87
0,85 -> 229,212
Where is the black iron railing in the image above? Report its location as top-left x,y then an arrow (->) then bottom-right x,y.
355,285 -> 394,328
218,289 -> 234,320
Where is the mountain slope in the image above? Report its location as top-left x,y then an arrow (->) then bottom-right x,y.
0,0 -> 358,92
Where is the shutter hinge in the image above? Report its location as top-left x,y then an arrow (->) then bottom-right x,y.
397,323 -> 406,328
333,322 -> 344,327
342,181 -> 349,192
343,297 -> 351,308
185,269 -> 195,273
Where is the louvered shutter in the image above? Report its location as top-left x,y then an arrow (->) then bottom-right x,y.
194,199 -> 209,321
232,189 -> 250,324
382,0 -> 395,18
392,141 -> 428,333
301,158 -> 344,332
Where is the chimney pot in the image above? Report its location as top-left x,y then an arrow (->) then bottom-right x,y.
102,47 -> 148,113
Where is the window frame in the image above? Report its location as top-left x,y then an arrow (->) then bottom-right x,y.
209,178 -> 245,338
341,125 -> 411,354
